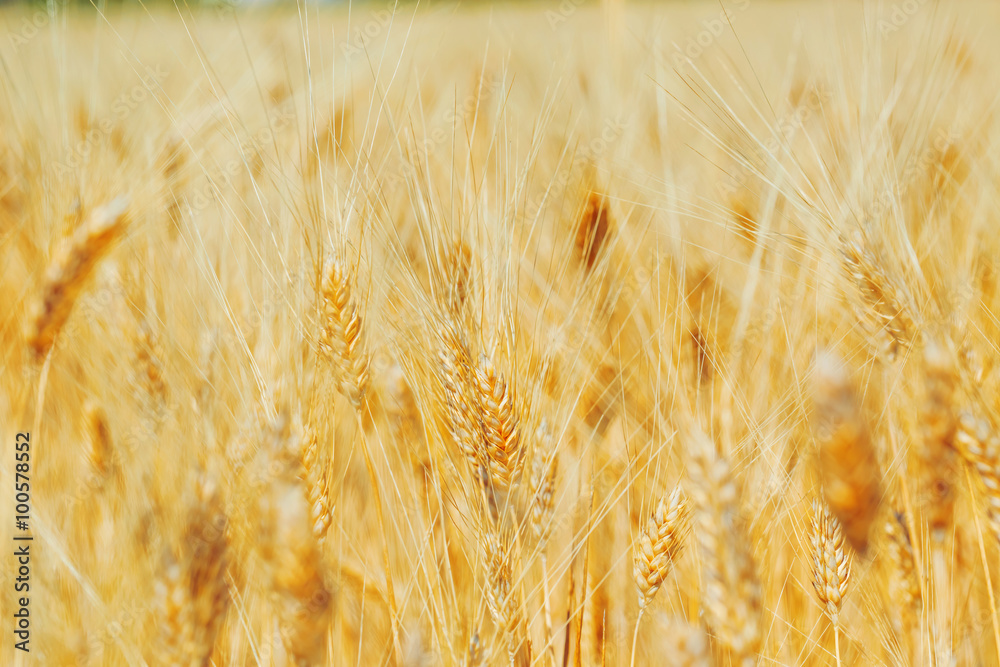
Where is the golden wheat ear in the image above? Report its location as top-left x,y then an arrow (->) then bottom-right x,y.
300,428 -> 333,541
437,320 -> 481,474
151,472 -> 229,667
809,499 -> 852,626
474,353 -> 524,492
319,258 -> 370,409
26,195 -> 130,358
633,485 -> 688,612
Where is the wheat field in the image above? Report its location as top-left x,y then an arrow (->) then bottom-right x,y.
1,0 -> 999,665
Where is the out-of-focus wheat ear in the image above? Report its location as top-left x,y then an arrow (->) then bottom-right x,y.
811,351 -> 882,554
687,429 -> 762,666
918,341 -> 958,542
83,400 -> 113,479
26,195 -> 130,358
483,530 -> 529,664
152,555 -> 198,666
151,472 -> 229,667
474,353 -> 523,492
529,419 -> 558,664
135,319 -> 168,409
259,412 -> 334,667
645,620 -> 713,667
633,486 -> 689,612
576,191 -> 613,272
438,320 -> 481,472
185,473 -> 230,665
301,429 -> 332,541
445,238 -> 473,315
319,258 -> 370,410
955,412 -> 1000,541
839,235 -> 915,359
885,511 -> 922,631
466,630 -> 489,667
809,500 -> 852,628
529,419 -> 558,549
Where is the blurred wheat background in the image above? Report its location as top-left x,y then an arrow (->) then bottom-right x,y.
1,0 -> 999,665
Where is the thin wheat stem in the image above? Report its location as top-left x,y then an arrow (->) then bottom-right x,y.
629,606 -> 646,667
355,411 -> 402,663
